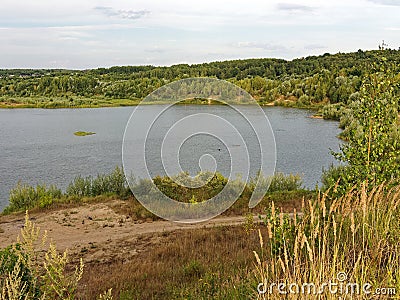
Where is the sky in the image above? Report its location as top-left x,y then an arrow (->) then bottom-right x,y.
0,0 -> 399,69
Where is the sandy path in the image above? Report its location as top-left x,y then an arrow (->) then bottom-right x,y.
0,200 -> 267,264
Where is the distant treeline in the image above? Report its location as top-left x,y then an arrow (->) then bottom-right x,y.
1,49 -> 400,106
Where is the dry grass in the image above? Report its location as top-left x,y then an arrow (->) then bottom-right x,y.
77,226 -> 260,299
254,184 -> 400,299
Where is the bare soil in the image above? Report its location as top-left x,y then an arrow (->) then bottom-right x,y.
0,199 -> 263,265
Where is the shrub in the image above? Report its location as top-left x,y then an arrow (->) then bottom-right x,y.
66,166 -> 131,199
267,172 -> 303,193
152,171 -> 228,203
321,164 -> 349,195
338,107 -> 354,129
321,102 -> 345,120
298,94 -> 310,106
4,183 -> 62,214
0,244 -> 36,296
182,260 -> 205,278
3,169 -> 305,215
0,213 -> 84,300
261,202 -> 296,256
1,211 -> 115,299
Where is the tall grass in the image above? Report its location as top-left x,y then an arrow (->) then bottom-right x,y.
254,183 -> 400,299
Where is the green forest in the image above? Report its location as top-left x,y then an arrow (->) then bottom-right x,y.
1,49 -> 399,110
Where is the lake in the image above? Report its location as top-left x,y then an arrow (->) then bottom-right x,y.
0,106 -> 342,210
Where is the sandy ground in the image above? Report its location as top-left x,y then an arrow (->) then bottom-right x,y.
0,200 -> 264,264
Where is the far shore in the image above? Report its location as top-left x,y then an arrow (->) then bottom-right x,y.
0,98 -> 323,111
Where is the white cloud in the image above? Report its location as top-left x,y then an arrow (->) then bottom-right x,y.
94,6 -> 150,20
276,3 -> 314,12
0,0 -> 398,68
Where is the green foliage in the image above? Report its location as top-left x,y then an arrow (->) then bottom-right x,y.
0,213 -> 84,299
297,94 -> 311,106
3,167 -> 130,214
66,166 -> 131,199
243,213 -> 256,234
73,131 -> 95,136
41,244 -> 84,300
182,260 -> 205,278
267,172 -> 303,192
3,168 -> 305,215
0,244 -> 35,296
321,164 -> 349,193
4,184 -> 62,214
335,101 -> 362,140
152,172 -> 227,203
331,62 -> 400,194
322,102 -> 345,120
0,261 -> 31,300
0,50 -> 399,108
261,202 -> 297,256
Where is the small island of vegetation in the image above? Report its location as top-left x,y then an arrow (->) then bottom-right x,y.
73,131 -> 96,136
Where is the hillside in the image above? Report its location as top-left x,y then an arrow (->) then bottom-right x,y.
0,49 -> 399,108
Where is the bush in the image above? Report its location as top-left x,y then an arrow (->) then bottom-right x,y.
321,102 -> 345,120
182,260 -> 205,278
66,166 -> 131,199
298,94 -> 310,106
0,244 -> 36,296
152,171 -> 228,203
0,213 -> 84,300
321,164 -> 349,195
247,172 -> 303,196
338,107 -> 354,129
267,172 -> 303,192
144,171 -> 302,203
3,169 -> 305,215
4,183 -> 62,214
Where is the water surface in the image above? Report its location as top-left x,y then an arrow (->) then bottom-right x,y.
0,106 -> 342,210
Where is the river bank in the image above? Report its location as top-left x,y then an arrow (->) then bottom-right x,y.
0,96 -> 324,110
0,197 -> 296,299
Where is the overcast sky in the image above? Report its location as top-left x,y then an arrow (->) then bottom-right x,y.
1,0 -> 399,69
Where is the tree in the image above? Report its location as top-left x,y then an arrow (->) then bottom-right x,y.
332,61 -> 399,194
